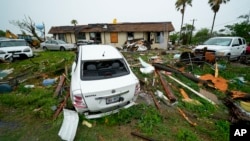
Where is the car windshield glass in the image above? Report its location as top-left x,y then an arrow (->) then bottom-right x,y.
81,59 -> 130,80
57,40 -> 66,44
0,40 -> 27,47
203,38 -> 232,46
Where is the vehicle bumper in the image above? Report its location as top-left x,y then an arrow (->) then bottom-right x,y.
83,101 -> 136,119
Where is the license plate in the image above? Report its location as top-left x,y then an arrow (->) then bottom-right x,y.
13,54 -> 20,57
106,96 -> 120,104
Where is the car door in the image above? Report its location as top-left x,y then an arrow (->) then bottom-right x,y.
230,38 -> 241,58
46,40 -> 53,50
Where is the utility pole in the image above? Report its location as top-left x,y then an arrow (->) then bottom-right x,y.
189,19 -> 197,44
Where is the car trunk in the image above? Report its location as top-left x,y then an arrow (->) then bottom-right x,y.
80,75 -> 137,112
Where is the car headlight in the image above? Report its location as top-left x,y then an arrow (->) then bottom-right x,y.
216,52 -> 225,56
0,50 -> 6,54
23,48 -> 31,52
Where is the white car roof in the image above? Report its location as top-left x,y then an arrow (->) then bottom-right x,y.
79,45 -> 123,60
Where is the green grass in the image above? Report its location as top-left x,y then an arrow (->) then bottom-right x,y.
0,50 -> 250,141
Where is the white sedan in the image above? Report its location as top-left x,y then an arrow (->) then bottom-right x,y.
70,45 -> 140,119
40,40 -> 76,51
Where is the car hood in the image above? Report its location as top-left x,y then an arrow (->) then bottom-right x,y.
1,46 -> 31,52
194,45 -> 228,51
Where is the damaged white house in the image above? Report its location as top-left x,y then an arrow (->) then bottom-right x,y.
48,21 -> 175,49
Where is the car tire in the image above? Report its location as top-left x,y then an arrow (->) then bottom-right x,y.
6,55 -> 13,62
60,47 -> 66,51
43,46 -> 48,51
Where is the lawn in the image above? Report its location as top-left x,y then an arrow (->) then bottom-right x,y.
0,49 -> 249,141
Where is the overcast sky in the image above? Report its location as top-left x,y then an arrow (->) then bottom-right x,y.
1,0 -> 249,36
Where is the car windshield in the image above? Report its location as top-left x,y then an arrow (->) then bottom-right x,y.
81,59 -> 130,80
57,40 -> 66,44
203,38 -> 232,46
0,40 -> 27,47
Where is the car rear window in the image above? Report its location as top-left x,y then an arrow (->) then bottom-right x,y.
81,59 -> 130,80
0,40 -> 27,47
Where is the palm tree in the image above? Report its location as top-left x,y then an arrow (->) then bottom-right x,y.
71,19 -> 78,43
175,0 -> 192,44
71,19 -> 78,26
208,0 -> 230,35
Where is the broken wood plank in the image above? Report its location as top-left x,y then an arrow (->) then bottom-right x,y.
167,75 -> 216,105
177,107 -> 197,126
54,75 -> 66,97
53,91 -> 70,120
149,91 -> 161,112
156,70 -> 177,103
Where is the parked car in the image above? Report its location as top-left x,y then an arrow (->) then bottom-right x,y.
40,40 -> 76,51
192,36 -> 247,60
246,44 -> 250,54
0,39 -> 33,62
70,45 -> 140,119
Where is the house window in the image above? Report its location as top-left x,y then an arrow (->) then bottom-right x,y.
155,32 -> 164,43
127,32 -> 134,41
110,32 -> 118,43
78,32 -> 86,40
90,32 -> 101,43
58,33 -> 65,41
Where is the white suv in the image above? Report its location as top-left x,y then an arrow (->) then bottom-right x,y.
0,39 -> 33,62
70,45 -> 140,119
192,37 -> 247,60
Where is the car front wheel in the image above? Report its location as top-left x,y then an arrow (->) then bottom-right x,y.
43,46 -> 48,51
60,47 -> 66,51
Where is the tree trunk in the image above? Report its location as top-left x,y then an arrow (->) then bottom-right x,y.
178,11 -> 185,44
210,12 -> 217,35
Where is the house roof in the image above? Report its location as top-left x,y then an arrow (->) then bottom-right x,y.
48,22 -> 175,34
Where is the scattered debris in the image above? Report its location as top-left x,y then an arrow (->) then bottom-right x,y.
0,83 -> 12,93
224,98 -> 250,123
0,68 -> 14,80
58,109 -> 79,141
228,91 -> 250,100
54,75 -> 66,97
138,57 -> 155,74
199,74 -> 228,92
240,101 -> 250,112
149,91 -> 161,112
177,107 -> 197,127
167,75 -> 216,105
156,70 -> 177,103
82,120 -> 92,128
53,91 -> 70,120
180,88 -> 202,105
24,85 -> 35,88
42,78 -> 57,86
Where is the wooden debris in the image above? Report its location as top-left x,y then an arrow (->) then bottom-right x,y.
156,70 -> 177,103
131,132 -> 157,141
228,90 -> 250,100
180,88 -> 202,105
149,91 -> 161,112
177,107 -> 197,126
167,75 -> 216,105
199,74 -> 228,92
54,75 -> 66,97
53,91 -> 70,120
